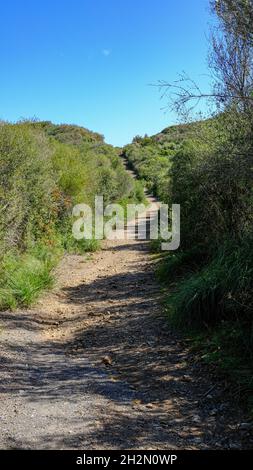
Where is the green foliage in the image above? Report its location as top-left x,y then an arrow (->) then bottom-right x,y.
166,238 -> 253,328
0,249 -> 56,309
123,121 -> 211,200
26,121 -> 104,146
129,180 -> 146,204
158,235 -> 253,405
0,123 -> 56,250
123,139 -> 172,200
157,247 -> 206,279
0,120 -> 136,309
126,114 -> 253,403
168,122 -> 253,252
190,323 -> 253,404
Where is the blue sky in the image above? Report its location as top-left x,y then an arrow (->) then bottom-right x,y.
0,0 -> 213,146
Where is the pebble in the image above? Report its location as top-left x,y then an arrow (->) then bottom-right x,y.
239,422 -> 252,430
102,355 -> 113,366
191,437 -> 202,444
192,416 -> 201,424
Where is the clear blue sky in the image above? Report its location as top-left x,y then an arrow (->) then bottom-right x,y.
0,0 -> 213,146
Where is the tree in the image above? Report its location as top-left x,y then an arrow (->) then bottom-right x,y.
210,0 -> 253,113
160,1 -> 253,116
213,0 -> 253,43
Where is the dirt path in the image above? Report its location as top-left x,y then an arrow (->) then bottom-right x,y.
0,198 -> 251,449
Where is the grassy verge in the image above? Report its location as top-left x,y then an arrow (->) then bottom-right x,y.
0,247 -> 57,310
189,325 -> 253,408
157,238 -> 253,411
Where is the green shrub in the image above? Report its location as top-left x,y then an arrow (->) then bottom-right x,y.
0,120 -> 137,310
157,247 -> 207,279
0,249 -> 55,309
0,123 -> 56,250
166,238 -> 253,331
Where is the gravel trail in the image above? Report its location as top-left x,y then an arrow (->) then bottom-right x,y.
0,198 -> 251,449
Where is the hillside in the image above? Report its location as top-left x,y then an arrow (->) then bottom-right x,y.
27,121 -> 105,146
0,120 -> 144,310
122,119 -> 211,200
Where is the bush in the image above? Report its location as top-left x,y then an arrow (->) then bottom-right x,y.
0,123 -> 56,251
166,238 -> 253,333
0,249 -> 56,309
157,246 -> 207,279
0,120 -> 138,310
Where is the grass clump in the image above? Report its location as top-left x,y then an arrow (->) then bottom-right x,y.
158,238 -> 253,407
166,239 -> 253,330
0,249 -> 56,309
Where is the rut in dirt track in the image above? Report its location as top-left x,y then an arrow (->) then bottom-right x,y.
0,197 -> 250,449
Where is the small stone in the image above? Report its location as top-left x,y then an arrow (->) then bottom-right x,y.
191,437 -> 202,444
239,422 -> 252,431
229,443 -> 240,450
132,399 -> 142,405
182,375 -> 192,382
109,376 -> 119,382
146,403 -> 155,409
192,415 -> 201,424
102,355 -> 112,366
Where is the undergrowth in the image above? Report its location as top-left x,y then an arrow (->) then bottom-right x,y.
158,238 -> 253,410
0,120 -> 139,310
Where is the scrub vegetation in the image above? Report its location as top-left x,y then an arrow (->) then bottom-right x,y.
0,120 -> 144,309
123,1 -> 253,406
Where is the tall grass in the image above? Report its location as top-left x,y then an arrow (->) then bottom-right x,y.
166,238 -> 253,331
0,249 -> 56,310
159,238 -> 253,404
